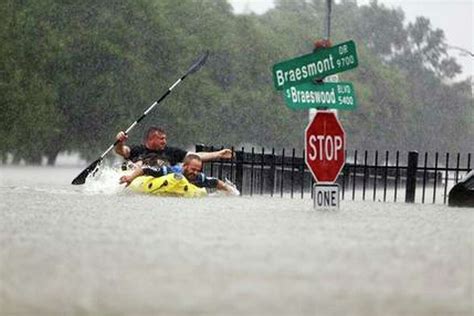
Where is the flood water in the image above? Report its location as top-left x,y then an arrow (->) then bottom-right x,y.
1,166 -> 473,316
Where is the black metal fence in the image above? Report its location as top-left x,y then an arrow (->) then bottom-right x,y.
196,145 -> 472,204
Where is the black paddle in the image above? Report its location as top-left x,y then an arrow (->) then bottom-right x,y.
71,51 -> 209,185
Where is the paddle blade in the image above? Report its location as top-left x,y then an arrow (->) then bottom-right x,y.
186,51 -> 209,75
71,158 -> 103,185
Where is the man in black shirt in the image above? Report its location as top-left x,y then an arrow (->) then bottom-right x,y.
114,126 -> 232,167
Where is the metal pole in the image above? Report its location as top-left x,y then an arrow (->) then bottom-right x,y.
405,151 -> 419,203
326,0 -> 332,40
235,149 -> 244,196
310,0 -> 333,123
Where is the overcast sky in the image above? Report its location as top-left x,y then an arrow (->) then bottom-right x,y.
229,0 -> 473,81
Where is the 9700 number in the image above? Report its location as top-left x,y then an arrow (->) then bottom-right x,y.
336,55 -> 355,68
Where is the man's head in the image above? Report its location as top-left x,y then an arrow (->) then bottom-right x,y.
144,127 -> 167,151
182,154 -> 202,181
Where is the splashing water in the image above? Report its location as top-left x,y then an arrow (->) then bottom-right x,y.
83,166 -> 127,195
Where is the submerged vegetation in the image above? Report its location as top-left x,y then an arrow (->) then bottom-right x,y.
1,0 -> 472,165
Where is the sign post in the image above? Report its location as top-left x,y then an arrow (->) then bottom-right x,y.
271,22 -> 357,210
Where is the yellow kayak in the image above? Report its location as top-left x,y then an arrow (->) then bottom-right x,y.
127,173 -> 207,198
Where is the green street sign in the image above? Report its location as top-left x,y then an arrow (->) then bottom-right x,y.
283,82 -> 357,110
272,40 -> 358,90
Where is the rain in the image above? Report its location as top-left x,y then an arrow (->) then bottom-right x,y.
1,1 -> 473,315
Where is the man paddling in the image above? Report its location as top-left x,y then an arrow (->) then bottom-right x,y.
115,126 -> 233,167
119,154 -> 239,195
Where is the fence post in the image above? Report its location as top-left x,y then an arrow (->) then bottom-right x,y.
195,144 -> 204,153
405,151 -> 419,203
270,148 -> 276,196
235,150 -> 244,195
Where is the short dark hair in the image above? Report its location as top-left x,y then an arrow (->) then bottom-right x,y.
144,126 -> 166,142
183,153 -> 202,165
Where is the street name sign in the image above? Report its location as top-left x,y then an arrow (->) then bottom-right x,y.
272,40 -> 358,90
305,111 -> 345,183
313,184 -> 340,209
284,82 -> 357,110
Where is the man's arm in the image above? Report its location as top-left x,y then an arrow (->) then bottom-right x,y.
114,131 -> 131,159
192,149 -> 233,162
120,165 -> 168,186
216,179 -> 240,196
200,175 -> 239,196
119,167 -> 144,186
216,179 -> 231,193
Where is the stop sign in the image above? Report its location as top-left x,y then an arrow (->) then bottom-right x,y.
305,111 -> 345,183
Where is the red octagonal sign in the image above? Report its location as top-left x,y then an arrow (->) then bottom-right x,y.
305,111 -> 345,183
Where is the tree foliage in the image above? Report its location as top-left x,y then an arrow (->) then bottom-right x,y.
1,0 -> 472,165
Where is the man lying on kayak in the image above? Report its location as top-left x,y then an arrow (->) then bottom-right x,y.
119,154 -> 239,195
114,126 -> 232,167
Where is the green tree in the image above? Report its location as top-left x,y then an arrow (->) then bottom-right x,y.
1,0 -> 471,165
